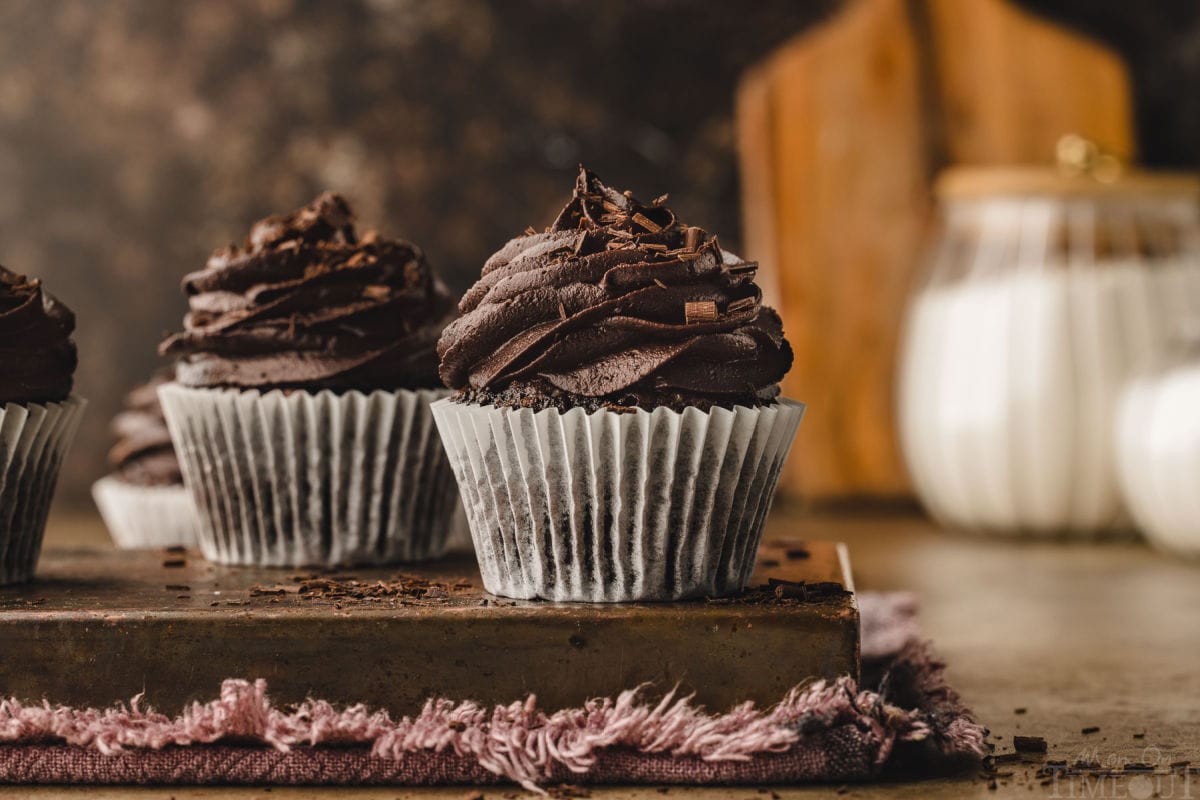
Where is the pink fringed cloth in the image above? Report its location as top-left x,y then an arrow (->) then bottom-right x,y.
0,593 -> 985,791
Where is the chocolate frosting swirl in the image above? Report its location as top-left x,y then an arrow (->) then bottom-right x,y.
0,265 -> 77,405
108,369 -> 183,487
161,193 -> 454,391
437,168 -> 792,410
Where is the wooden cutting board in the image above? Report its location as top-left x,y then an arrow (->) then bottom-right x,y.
737,0 -> 1134,502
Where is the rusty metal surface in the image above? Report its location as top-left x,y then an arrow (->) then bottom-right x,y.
0,540 -> 857,715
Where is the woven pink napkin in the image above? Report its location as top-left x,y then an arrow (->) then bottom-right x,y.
0,592 -> 984,791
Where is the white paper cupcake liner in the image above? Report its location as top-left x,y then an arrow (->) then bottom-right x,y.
159,383 -> 459,567
431,398 -> 805,602
92,475 -> 199,549
0,396 -> 86,585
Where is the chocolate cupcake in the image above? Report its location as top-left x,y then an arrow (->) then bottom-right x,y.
92,368 -> 199,549
0,266 -> 86,584
158,193 -> 458,566
432,168 -> 804,601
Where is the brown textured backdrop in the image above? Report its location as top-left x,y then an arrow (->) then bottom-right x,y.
1,0 -> 1198,508
0,0 -> 838,506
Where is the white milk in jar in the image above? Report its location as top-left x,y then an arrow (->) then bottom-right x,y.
897,168 -> 1200,535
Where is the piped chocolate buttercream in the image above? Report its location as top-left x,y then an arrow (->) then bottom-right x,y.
108,369 -> 183,487
0,266 -> 77,405
437,167 -> 793,411
161,193 -> 454,392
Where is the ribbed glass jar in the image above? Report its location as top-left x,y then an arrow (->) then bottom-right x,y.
898,167 -> 1200,535
1116,334 -> 1200,556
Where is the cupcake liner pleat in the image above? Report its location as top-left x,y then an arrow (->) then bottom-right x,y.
0,396 -> 86,584
431,398 -> 805,602
91,476 -> 199,549
159,384 -> 458,567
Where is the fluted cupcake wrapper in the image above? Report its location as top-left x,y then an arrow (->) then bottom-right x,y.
431,398 -> 805,602
92,476 -> 199,550
159,384 -> 458,567
0,396 -> 86,585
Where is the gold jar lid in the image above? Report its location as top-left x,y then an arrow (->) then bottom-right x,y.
936,167 -> 1200,200
937,134 -> 1200,200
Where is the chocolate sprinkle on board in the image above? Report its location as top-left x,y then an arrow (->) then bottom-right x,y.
1013,735 -> 1048,753
162,558 -> 185,568
1081,726 -> 1100,735
732,578 -> 851,605
273,574 -> 478,605
991,753 -> 1024,764
248,586 -> 292,596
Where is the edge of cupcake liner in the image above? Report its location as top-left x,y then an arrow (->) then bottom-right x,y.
92,475 -> 199,550
0,396 -> 87,584
431,397 -> 805,602
159,383 -> 459,568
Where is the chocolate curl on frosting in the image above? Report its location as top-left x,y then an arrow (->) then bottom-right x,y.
161,193 -> 454,392
437,167 -> 792,409
0,266 -> 77,404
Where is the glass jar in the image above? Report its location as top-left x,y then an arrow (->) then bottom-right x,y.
897,167 -> 1200,535
1116,332 -> 1200,556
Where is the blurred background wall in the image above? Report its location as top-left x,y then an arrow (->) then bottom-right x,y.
0,0 -> 1197,508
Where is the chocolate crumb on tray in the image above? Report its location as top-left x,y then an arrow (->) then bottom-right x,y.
736,578 -> 852,605
1013,735 -> 1048,753
245,574 -> 477,606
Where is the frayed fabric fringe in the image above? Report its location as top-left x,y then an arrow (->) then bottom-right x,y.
0,594 -> 984,791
